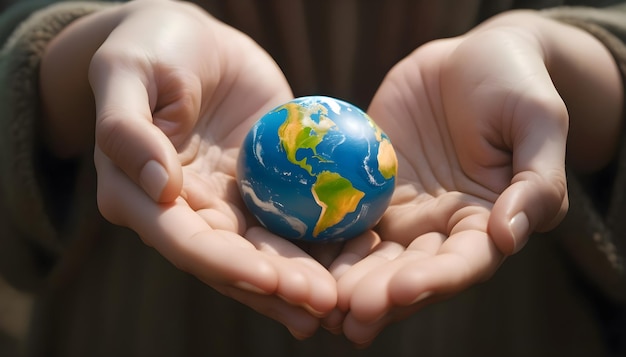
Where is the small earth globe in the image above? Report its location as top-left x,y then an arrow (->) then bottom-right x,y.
236,96 -> 398,242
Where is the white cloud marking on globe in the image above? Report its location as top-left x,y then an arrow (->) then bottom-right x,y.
239,180 -> 307,237
364,142 -> 386,187
252,126 -> 265,168
313,96 -> 342,115
328,203 -> 370,237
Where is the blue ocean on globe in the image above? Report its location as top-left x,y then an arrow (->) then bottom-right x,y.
237,96 -> 398,242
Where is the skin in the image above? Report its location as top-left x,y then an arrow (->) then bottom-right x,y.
324,11 -> 623,346
41,0 -> 335,339
39,0 -> 623,346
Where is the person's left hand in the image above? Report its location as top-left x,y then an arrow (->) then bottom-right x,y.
322,12 -> 587,346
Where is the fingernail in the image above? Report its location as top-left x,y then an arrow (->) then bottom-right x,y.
303,304 -> 326,318
287,327 -> 311,341
276,295 -> 326,317
409,291 -> 433,305
322,324 -> 343,335
234,281 -> 269,295
139,160 -> 169,201
322,320 -> 344,335
354,339 -> 374,349
509,212 -> 529,254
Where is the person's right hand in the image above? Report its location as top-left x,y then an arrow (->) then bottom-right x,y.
41,0 -> 336,339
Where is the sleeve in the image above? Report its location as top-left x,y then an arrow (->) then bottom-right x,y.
0,1 -> 116,291
540,4 -> 626,303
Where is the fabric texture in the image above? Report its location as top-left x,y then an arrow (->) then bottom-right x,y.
0,1 -> 624,356
0,1 -> 115,291
541,4 -> 626,303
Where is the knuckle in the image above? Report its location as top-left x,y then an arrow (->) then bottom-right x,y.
95,113 -> 131,165
519,88 -> 569,130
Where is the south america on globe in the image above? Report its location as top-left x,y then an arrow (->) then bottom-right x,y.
236,96 -> 398,242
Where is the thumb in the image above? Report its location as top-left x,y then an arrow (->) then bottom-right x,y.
90,65 -> 183,202
488,90 -> 569,255
489,173 -> 568,255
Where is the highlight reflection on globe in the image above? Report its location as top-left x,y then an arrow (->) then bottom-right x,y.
237,96 -> 397,242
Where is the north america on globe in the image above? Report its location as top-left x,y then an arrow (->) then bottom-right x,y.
237,96 -> 398,242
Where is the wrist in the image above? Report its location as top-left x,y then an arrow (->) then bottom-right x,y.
539,13 -> 623,172
478,10 -> 624,172
40,5 -> 121,158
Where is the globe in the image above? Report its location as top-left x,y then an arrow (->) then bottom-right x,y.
236,96 -> 398,242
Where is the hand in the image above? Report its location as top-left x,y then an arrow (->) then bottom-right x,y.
325,10 -> 622,346
41,0 -> 336,339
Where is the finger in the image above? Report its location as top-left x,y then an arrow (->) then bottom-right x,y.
340,237 -> 443,346
89,58 -> 184,203
320,232 -> 381,334
327,230 -> 381,279
377,189 -> 488,246
320,308 -> 346,335
343,229 -> 499,343
342,313 -> 393,349
346,233 -> 444,322
489,173 -> 568,255
334,241 -> 405,311
218,285 -> 321,340
342,290 -> 445,347
94,149 -> 279,294
96,151 -> 327,336
245,227 -> 337,316
489,89 -> 569,255
338,233 -> 445,345
388,230 -> 503,308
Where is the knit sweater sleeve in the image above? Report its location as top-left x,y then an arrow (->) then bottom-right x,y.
0,1 -> 115,291
542,5 -> 626,303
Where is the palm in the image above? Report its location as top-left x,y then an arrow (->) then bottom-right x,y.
375,41 -> 507,248
92,2 -> 335,338
329,34 -> 568,345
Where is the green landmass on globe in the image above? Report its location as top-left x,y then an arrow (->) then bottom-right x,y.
277,101 -> 370,237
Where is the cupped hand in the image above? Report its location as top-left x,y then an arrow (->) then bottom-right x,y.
325,14 -> 572,346
84,0 -> 335,338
